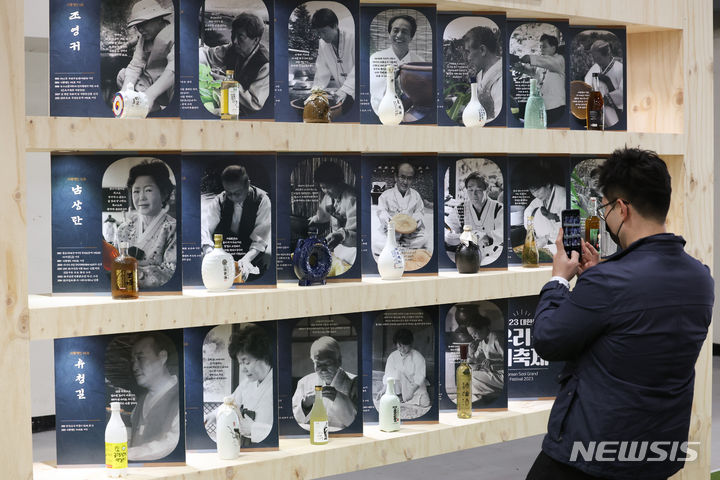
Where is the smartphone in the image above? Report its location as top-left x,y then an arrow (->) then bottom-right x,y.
561,209 -> 582,260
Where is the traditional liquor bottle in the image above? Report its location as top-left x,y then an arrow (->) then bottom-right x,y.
216,396 -> 241,459
377,65 -> 404,125
585,197 -> 601,251
201,234 -> 235,292
309,385 -> 329,445
105,402 -> 128,477
377,220 -> 405,280
586,73 -> 604,130
522,216 -> 539,267
524,78 -> 546,129
220,70 -> 239,120
111,242 -> 138,299
378,377 -> 401,432
462,81 -> 487,128
456,343 -> 472,419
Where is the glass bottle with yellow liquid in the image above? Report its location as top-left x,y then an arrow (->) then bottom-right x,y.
111,242 -> 138,299
309,385 -> 329,445
522,216 -> 539,267
585,197 -> 601,251
586,73 -> 604,130
456,343 -> 472,419
220,70 -> 239,120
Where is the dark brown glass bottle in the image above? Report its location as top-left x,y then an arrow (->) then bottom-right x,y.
111,242 -> 138,299
585,197 -> 601,251
586,73 -> 604,130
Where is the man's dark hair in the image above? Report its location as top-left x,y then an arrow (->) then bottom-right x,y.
387,15 -> 417,37
539,34 -> 559,49
392,328 -> 414,346
462,26 -> 499,55
314,161 -> 345,185
311,8 -> 339,29
465,313 -> 491,332
598,148 -> 671,223
221,164 -> 250,186
134,333 -> 177,373
228,323 -> 272,365
126,160 -> 175,205
464,172 -> 488,190
232,12 -> 264,41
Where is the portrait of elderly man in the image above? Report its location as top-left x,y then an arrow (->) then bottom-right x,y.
201,164 -> 271,282
200,12 -> 270,113
128,333 -> 180,461
292,336 -> 359,431
584,39 -> 623,128
117,0 -> 175,113
462,26 -> 502,122
445,172 -> 504,265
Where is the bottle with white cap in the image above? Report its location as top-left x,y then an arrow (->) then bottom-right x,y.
105,402 -> 128,477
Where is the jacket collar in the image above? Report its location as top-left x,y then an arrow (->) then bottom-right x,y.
603,233 -> 685,263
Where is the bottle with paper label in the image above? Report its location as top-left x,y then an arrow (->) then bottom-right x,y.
456,344 -> 472,419
105,402 -> 128,477
378,377 -> 401,432
585,197 -> 601,251
309,385 -> 329,445
221,70 -> 240,120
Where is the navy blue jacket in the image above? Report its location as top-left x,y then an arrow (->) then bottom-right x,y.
533,234 -> 713,479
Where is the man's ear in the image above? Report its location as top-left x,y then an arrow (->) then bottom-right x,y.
159,349 -> 168,366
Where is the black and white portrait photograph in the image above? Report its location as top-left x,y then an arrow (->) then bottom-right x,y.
371,308 -> 435,421
101,0 -> 177,115
569,28 -> 625,130
571,157 -> 618,256
197,0 -> 271,116
290,317 -> 360,432
102,157 -> 178,288
201,323 -> 274,446
287,1 -> 356,120
440,15 -> 504,125
443,157 -> 504,266
200,161 -> 272,283
444,302 -> 506,408
370,160 -> 434,272
104,331 -> 182,462
290,157 -> 358,277
509,157 -> 568,263
368,7 -> 434,123
507,21 -> 568,128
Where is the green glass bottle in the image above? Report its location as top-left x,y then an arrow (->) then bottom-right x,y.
309,385 -> 329,445
524,78 -> 547,129
456,343 -> 472,419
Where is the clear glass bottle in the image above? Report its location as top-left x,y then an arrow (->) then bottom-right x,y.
105,402 -> 127,477
221,70 -> 239,120
201,234 -> 235,292
585,197 -> 601,251
377,65 -> 404,125
111,242 -> 138,299
524,78 -> 546,129
522,216 -> 540,267
379,377 -> 401,432
586,73 -> 604,130
309,385 -> 329,445
456,344 -> 472,419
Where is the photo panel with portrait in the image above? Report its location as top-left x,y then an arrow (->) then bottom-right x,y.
51,153 -> 183,294
568,27 -> 626,131
361,154 -> 438,276
506,20 -> 569,129
438,300 -> 508,411
360,5 -> 437,125
54,329 -> 186,465
276,153 -> 362,282
179,0 -> 274,119
277,315 -> 363,437
275,0 -> 360,122
438,155 -> 508,271
507,295 -> 564,399
184,323 -> 279,451
361,307 -> 439,423
507,156 -> 569,265
570,156 -> 618,257
437,13 -> 506,127
50,0 -> 180,117
182,153 -> 277,287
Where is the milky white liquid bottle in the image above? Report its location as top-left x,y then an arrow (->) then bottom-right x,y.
377,221 -> 405,280
378,377 -> 401,432
462,82 -> 487,127
377,65 -> 404,125
105,401 -> 128,477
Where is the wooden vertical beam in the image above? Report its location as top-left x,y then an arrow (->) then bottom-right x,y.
0,0 -> 32,478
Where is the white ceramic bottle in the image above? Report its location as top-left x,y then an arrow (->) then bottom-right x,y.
377,65 -> 405,125
462,82 -> 487,127
105,401 -> 128,477
112,83 -> 150,119
201,234 -> 235,292
216,396 -> 241,460
379,377 -> 401,432
377,221 -> 405,280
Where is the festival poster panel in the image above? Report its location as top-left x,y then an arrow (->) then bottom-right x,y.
182,153 -> 276,287
50,0 -> 180,117
184,323 -> 279,451
51,153 -> 182,294
55,330 -> 185,466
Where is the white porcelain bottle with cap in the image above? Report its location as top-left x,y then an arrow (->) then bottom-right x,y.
462,81 -> 487,127
216,396 -> 241,459
378,377 -> 401,432
105,401 -> 128,477
377,65 -> 404,125
377,220 -> 405,280
202,234 -> 235,292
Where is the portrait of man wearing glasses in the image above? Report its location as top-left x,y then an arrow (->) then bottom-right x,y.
527,148 -> 714,480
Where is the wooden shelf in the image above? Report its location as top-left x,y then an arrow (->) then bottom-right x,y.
26,116 -> 685,155
29,267 -> 552,340
33,400 -> 552,480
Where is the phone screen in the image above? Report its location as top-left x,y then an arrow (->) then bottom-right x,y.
561,209 -> 582,260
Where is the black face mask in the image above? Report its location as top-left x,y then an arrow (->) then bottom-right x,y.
608,220 -> 624,248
